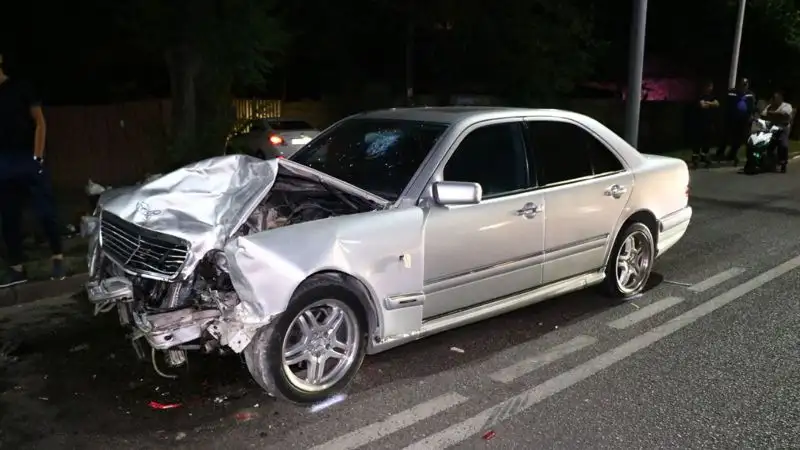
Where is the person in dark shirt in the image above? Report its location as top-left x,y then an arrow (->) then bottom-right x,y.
715,77 -> 756,165
692,81 -> 719,169
0,53 -> 65,288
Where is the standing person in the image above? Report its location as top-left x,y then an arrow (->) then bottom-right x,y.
716,77 -> 756,166
691,81 -> 719,169
0,53 -> 65,288
761,91 -> 793,173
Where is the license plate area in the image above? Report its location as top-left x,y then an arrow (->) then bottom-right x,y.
291,137 -> 311,145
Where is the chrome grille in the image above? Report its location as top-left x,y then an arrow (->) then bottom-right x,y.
99,212 -> 189,279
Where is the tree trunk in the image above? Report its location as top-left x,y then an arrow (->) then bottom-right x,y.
165,44 -> 201,165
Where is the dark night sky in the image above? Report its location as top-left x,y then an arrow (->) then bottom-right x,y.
0,0 -> 795,105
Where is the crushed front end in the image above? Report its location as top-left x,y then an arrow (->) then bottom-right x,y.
84,211 -> 241,374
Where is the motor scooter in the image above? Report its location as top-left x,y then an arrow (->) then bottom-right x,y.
743,119 -> 785,174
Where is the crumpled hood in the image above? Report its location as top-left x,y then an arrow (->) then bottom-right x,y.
100,155 -> 279,277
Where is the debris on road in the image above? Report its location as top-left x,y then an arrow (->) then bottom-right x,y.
482,430 -> 497,441
450,346 -> 465,353
148,401 -> 182,410
69,343 -> 90,353
175,431 -> 187,441
234,409 -> 259,423
309,394 -> 347,413
0,340 -> 20,366
631,303 -> 641,310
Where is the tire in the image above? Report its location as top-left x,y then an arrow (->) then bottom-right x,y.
602,222 -> 655,298
243,276 -> 367,404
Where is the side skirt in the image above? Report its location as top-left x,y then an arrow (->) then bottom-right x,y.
367,270 -> 606,354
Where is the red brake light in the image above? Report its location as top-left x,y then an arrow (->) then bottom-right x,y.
269,135 -> 284,146
277,155 -> 285,159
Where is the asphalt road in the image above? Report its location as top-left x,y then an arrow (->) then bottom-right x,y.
1,162 -> 799,450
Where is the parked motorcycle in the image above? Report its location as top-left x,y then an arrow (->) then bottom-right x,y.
743,119 -> 785,174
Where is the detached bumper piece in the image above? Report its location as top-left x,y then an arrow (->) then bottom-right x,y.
86,276 -> 134,304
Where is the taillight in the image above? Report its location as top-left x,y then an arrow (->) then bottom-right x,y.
277,155 -> 285,159
269,135 -> 285,146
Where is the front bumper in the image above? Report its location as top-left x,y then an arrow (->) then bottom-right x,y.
86,275 -> 224,350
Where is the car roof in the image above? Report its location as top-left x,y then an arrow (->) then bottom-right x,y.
355,106 -> 592,125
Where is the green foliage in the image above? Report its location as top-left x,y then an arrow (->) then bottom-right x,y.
446,0 -> 602,102
373,0 -> 605,104
743,0 -> 800,50
114,0 -> 287,167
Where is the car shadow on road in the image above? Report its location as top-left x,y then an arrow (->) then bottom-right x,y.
349,275 -> 665,394
0,275 -> 666,448
690,193 -> 800,218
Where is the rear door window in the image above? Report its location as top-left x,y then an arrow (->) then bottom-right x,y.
526,120 -> 624,185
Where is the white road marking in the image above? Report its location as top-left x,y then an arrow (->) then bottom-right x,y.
489,335 -> 597,384
310,392 -> 468,450
403,255 -> 800,449
607,296 -> 685,330
689,267 -> 746,292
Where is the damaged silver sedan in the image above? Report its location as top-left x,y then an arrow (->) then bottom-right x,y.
82,107 -> 692,404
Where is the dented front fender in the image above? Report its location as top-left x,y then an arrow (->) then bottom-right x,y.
224,206 -> 426,348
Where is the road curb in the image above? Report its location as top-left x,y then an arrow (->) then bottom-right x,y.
0,273 -> 88,308
696,152 -> 800,172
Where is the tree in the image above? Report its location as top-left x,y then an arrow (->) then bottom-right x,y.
448,0 -> 602,102
643,0 -> 800,91
380,0 -> 603,103
117,0 -> 287,166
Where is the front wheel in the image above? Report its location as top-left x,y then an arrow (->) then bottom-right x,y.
244,277 -> 367,404
603,222 -> 655,298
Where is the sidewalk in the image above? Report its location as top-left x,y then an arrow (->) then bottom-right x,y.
0,273 -> 88,308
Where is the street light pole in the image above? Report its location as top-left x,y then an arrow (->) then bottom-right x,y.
624,0 -> 648,148
728,0 -> 747,89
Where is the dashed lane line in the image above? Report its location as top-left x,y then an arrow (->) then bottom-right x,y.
403,255 -> 800,449
607,296 -> 685,330
488,335 -> 597,384
310,392 -> 468,450
688,267 -> 746,293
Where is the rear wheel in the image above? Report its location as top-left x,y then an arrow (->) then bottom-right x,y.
603,222 -> 655,298
244,277 -> 367,404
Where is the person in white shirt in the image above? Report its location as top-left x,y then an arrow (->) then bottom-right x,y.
761,91 -> 793,172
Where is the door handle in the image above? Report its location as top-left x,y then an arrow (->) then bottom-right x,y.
515,202 -> 540,219
604,184 -> 627,199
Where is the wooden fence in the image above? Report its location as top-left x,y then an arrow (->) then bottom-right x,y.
44,100 -> 171,191
232,98 -> 282,121
44,97 -> 700,194
45,98 -> 288,191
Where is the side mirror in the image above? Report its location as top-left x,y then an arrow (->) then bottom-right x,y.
432,181 -> 482,206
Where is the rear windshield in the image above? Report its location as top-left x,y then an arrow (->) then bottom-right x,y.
268,120 -> 314,131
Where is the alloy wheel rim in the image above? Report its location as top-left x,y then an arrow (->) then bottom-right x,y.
281,299 -> 359,393
615,231 -> 651,295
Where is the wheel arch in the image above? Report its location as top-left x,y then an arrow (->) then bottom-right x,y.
604,209 -> 659,266
294,270 -> 381,341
